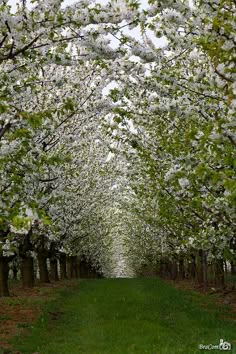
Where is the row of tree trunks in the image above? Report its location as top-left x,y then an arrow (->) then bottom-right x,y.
0,254 -> 79,297
0,249 -> 103,297
79,259 -> 100,278
21,255 -> 79,288
157,249 -> 227,291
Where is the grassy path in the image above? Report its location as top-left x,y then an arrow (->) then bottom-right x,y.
12,278 -> 235,354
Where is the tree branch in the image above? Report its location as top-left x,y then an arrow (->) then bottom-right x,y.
0,123 -> 11,140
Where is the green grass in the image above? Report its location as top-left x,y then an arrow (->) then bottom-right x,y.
11,278 -> 236,354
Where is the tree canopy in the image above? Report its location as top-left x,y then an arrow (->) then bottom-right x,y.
0,0 -> 235,294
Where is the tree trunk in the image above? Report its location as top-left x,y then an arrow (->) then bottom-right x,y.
67,257 -> 72,279
19,228 -> 34,288
160,260 -> 169,278
215,258 -> 225,290
169,261 -> 178,280
59,254 -> 67,280
50,259 -> 59,281
80,259 -> 90,278
79,260 -> 85,278
190,254 -> 196,279
179,258 -> 185,280
202,251 -> 208,291
66,256 -> 78,279
21,257 -> 34,288
77,261 -> 81,278
197,249 -> 208,291
0,257 -> 10,297
197,251 -> 203,284
38,255 -> 50,283
71,256 -> 78,278
12,263 -> 18,280
230,261 -> 236,275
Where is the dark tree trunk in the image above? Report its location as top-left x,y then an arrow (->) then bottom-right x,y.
202,251 -> 208,291
197,251 -> 203,284
78,258 -> 99,279
36,235 -> 50,283
0,229 -> 11,296
71,256 -> 78,278
21,257 -> 34,288
38,254 -> 50,283
67,257 -> 72,279
19,228 -> 34,288
0,257 -> 10,297
50,259 -> 59,281
160,260 -> 169,278
80,259 -> 90,278
77,261 -> 81,278
178,258 -> 185,280
169,261 -> 178,280
12,263 -> 18,280
231,261 -> 236,275
48,241 -> 59,281
87,262 -> 97,278
189,254 -> 196,279
66,256 -> 78,279
79,260 -> 86,278
197,249 -> 208,291
60,254 -> 67,280
215,258 -> 225,290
